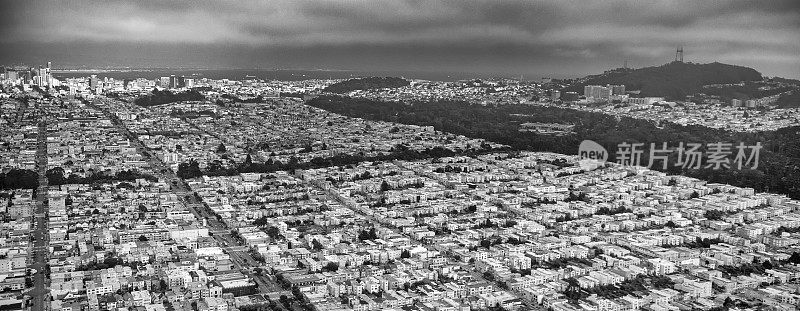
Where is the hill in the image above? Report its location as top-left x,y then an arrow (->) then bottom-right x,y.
323,77 -> 410,94
776,90 -> 800,108
134,89 -> 205,107
700,82 -> 793,102
563,62 -> 763,100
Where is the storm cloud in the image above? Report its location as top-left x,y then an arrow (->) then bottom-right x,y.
1,0 -> 798,78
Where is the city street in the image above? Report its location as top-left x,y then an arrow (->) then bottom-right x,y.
30,118 -> 50,311
1,2 -> 798,308
89,98 -> 283,293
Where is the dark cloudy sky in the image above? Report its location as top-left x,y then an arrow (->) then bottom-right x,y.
1,0 -> 798,78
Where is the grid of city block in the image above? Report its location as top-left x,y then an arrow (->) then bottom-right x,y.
1,1 -> 800,311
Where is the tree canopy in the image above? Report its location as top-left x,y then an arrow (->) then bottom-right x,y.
134,89 -> 204,107
306,95 -> 800,200
0,169 -> 39,190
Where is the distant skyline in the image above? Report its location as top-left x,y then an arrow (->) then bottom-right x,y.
1,0 -> 798,78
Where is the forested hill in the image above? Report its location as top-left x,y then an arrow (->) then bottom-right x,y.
563,62 -> 763,100
134,89 -> 204,107
322,77 -> 410,94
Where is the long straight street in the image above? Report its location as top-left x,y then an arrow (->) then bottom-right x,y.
87,98 -> 282,293
30,117 -> 50,311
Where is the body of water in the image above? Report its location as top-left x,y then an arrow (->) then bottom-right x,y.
52,69 -> 517,82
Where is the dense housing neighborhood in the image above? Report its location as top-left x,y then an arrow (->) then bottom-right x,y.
1,68 -> 800,311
